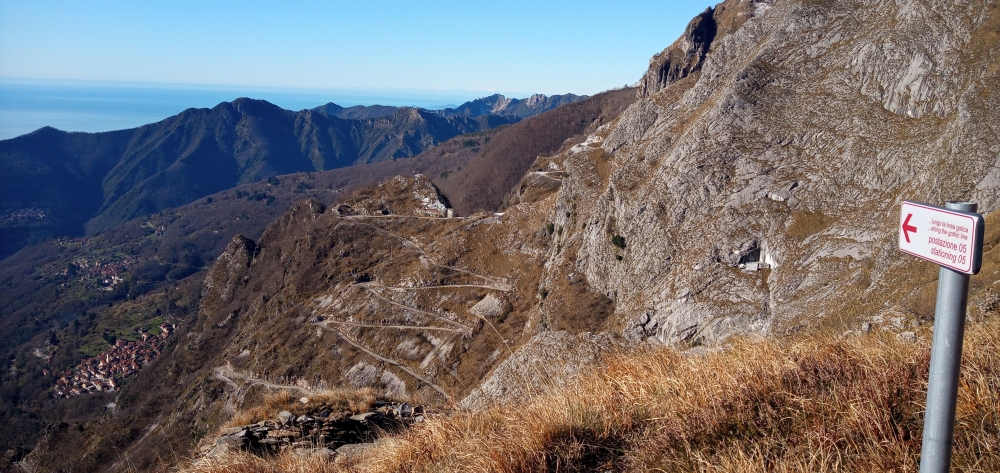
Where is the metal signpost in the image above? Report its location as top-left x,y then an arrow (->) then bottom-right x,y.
898,201 -> 984,473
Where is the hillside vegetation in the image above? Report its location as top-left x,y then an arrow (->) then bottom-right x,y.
186,315 -> 1000,472
437,87 -> 636,214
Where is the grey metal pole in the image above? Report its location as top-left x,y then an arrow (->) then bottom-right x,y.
919,201 -> 976,473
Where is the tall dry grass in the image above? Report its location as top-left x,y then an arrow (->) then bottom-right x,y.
190,317 -> 1000,473
185,450 -> 341,473
353,318 -> 999,472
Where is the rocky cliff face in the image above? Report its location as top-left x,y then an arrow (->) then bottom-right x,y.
432,93 -> 587,119
636,0 -> 773,98
558,0 -> 1000,346
470,0 -> 1000,405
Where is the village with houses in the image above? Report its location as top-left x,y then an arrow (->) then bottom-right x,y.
0,207 -> 48,225
53,322 -> 175,398
34,254 -> 139,293
65,256 -> 137,290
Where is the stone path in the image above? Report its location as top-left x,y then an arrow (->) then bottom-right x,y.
356,221 -> 513,291
317,319 -> 465,333
373,282 -> 512,292
528,170 -> 566,182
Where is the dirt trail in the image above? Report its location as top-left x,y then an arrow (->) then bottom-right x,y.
213,363 -> 319,395
368,281 -> 511,293
343,215 -> 470,221
317,318 -> 464,333
356,221 -> 513,291
357,283 -> 475,333
528,171 -> 565,181
317,325 -> 454,402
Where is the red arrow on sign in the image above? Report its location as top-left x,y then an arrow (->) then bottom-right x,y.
902,213 -> 917,243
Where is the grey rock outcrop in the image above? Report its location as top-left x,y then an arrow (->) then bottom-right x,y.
636,0 -> 773,98
459,331 -> 620,409
199,234 -> 257,315
546,0 -> 1000,347
199,402 -> 423,459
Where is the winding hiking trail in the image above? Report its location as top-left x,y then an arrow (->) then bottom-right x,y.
342,215 -> 471,221
317,318 -> 465,333
213,363 -> 319,395
250,215 -> 510,406
374,282 -> 511,292
356,282 -> 475,333
528,170 -> 565,182
354,220 -> 514,292
317,325 -> 454,402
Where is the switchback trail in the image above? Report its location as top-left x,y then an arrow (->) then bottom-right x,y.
367,281 -> 511,293
317,325 -> 454,403
342,215 -> 470,221
213,363 -> 319,395
357,282 -> 475,333
354,221 -> 513,291
317,318 -> 465,333
528,170 -> 565,182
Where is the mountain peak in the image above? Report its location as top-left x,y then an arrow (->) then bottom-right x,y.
223,97 -> 285,115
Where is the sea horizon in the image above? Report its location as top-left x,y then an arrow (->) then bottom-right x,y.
0,77 -> 534,140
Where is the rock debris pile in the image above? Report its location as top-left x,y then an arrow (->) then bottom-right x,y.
203,402 -> 425,458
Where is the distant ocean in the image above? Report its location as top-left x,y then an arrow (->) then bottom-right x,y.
0,78 -> 501,140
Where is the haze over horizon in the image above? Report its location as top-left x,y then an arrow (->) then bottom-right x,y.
0,0 -> 710,97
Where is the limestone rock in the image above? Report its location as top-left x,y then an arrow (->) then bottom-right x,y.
459,331 -> 621,409
636,0 -> 771,98
469,294 -> 506,318
335,443 -> 374,460
544,0 -> 1000,348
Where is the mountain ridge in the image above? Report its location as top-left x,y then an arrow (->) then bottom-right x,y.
0,93 -> 585,259
311,92 -> 585,120
0,88 -> 635,468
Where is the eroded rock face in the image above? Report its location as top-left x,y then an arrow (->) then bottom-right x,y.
458,331 -> 620,409
636,8 -> 717,98
334,174 -> 449,217
200,235 -> 258,316
636,0 -> 772,98
551,0 -> 1000,346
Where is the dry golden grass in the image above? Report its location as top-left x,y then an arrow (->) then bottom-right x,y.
193,317 -> 1000,473
352,319 -> 999,472
184,450 -> 341,473
787,210 -> 829,241
223,387 -> 383,428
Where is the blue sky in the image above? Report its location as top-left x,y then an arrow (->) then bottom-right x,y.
0,1 -> 710,96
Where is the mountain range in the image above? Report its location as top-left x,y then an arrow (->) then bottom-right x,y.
0,93 -> 585,260
0,86 -> 634,470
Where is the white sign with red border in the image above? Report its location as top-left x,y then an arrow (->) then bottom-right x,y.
899,201 -> 983,275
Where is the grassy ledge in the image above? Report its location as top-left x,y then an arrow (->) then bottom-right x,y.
185,316 -> 1000,473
